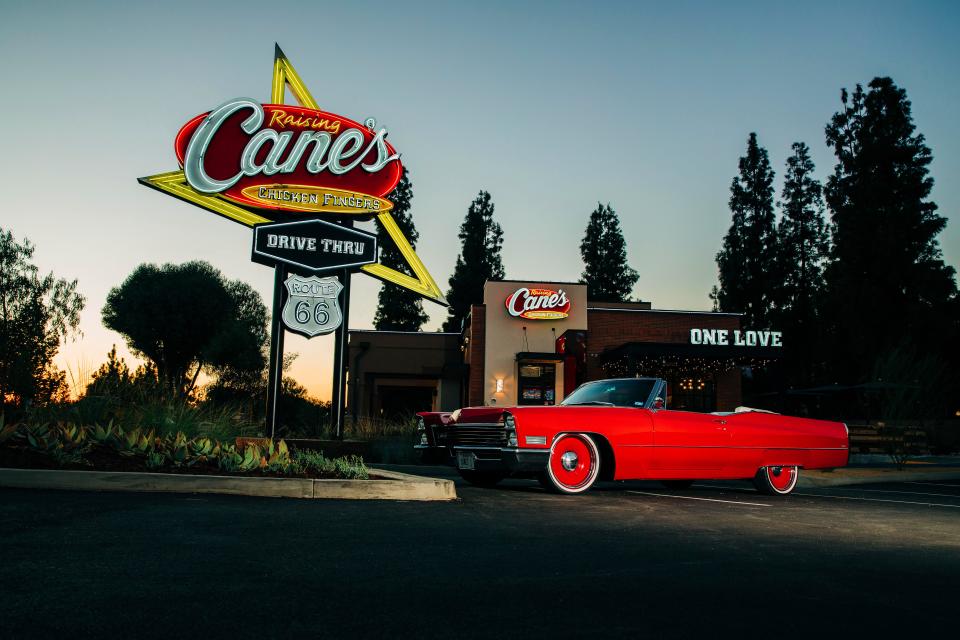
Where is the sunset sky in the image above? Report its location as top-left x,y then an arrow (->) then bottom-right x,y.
2,0 -> 957,400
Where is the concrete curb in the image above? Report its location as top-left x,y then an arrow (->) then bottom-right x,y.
0,467 -> 457,501
799,468 -> 960,488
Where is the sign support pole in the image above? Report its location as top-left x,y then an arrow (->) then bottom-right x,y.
265,264 -> 288,439
330,220 -> 353,440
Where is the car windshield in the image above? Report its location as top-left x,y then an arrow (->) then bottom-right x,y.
561,379 -> 657,408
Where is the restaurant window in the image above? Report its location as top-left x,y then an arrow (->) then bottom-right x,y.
671,375 -> 716,413
518,363 -> 556,406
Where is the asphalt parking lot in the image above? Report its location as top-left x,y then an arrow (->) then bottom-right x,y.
2,469 -> 958,639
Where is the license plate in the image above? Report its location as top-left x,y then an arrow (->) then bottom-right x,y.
457,452 -> 476,470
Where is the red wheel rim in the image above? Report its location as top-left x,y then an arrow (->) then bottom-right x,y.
549,435 -> 597,491
766,466 -> 797,493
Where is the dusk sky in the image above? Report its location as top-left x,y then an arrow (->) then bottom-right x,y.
2,0 -> 957,400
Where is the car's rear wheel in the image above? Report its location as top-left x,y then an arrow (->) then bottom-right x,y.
660,480 -> 694,489
543,433 -> 601,494
753,465 -> 799,495
457,470 -> 504,487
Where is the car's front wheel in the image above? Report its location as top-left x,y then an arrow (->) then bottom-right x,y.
543,433 -> 601,494
458,470 -> 505,487
753,465 -> 799,495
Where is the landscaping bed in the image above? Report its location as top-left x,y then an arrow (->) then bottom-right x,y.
0,421 -> 371,480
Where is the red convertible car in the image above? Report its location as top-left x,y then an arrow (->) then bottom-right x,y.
416,377 -> 848,495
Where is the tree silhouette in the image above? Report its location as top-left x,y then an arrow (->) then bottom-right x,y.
0,228 -> 84,408
443,191 -> 505,332
579,203 -> 639,302
102,261 -> 268,398
824,77 -> 957,381
373,168 -> 429,331
712,133 -> 778,328
773,143 -> 830,384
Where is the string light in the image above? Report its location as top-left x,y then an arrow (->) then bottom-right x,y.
601,354 -> 777,378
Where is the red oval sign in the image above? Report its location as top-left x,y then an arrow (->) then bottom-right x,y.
175,100 -> 402,216
505,287 -> 571,320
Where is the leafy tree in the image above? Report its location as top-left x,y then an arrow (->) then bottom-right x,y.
205,353 -> 329,437
374,168 -> 429,331
579,202 -> 639,302
773,142 -> 830,383
0,228 -> 84,408
824,77 -> 957,382
85,345 -> 161,401
102,261 -> 268,398
711,133 -> 778,328
443,191 -> 505,331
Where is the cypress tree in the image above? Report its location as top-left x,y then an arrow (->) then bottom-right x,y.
824,77 -> 957,381
442,191 -> 505,332
373,168 -> 429,331
712,133 -> 778,328
579,203 -> 639,302
774,142 -> 830,383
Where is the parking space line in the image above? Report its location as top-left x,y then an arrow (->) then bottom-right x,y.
904,481 -> 960,488
791,492 -> 960,509
824,487 -> 960,499
627,490 -> 770,507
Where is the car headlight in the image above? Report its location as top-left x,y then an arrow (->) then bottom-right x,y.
417,417 -> 428,445
504,412 -> 518,447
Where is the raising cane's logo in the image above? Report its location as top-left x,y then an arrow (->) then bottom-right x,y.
505,287 -> 571,320
176,99 -> 402,216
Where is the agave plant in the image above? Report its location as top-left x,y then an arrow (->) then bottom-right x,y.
24,423 -> 55,453
217,443 -> 243,472
145,451 -> 167,470
91,421 -> 121,446
265,440 -> 294,473
164,432 -> 190,467
0,416 -> 18,445
49,444 -> 87,467
188,437 -> 218,467
239,443 -> 264,472
59,424 -> 88,450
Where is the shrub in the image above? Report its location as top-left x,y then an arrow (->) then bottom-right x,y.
0,420 -> 368,479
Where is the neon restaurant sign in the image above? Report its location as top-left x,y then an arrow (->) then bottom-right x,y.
138,45 -> 446,436
139,44 -> 445,305
505,287 -> 571,320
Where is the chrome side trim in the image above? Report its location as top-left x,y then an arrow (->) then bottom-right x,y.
619,444 -> 849,450
451,446 -> 549,454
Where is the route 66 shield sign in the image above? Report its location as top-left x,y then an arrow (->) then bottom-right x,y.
281,274 -> 343,337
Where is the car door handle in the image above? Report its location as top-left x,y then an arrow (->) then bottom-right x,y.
712,419 -> 727,425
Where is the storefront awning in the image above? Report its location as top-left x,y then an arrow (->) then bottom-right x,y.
599,342 -> 781,376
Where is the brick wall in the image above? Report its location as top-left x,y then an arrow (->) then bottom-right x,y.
586,308 -> 743,408
467,305 -> 485,406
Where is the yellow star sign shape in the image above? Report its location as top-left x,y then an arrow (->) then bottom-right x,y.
139,44 -> 447,306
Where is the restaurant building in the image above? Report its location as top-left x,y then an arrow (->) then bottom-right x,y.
348,280 -> 781,419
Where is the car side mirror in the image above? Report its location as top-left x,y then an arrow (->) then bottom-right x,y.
652,397 -> 665,410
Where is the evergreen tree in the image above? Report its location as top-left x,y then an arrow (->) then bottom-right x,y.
773,142 -> 830,384
579,203 -> 639,302
373,168 -> 429,331
712,133 -> 778,328
443,191 -> 505,332
824,77 -> 957,381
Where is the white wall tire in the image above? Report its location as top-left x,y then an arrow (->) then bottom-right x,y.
544,433 -> 601,494
753,465 -> 799,495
